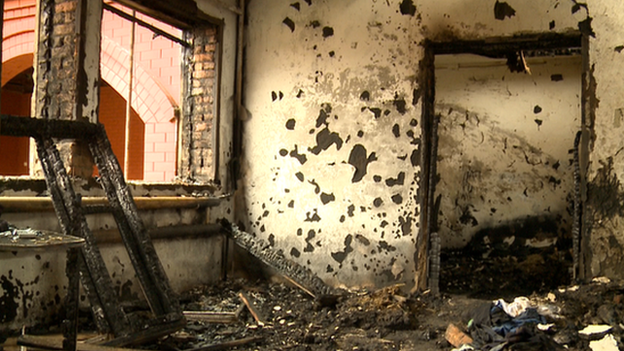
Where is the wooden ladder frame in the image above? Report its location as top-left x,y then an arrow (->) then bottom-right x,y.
1,115 -> 185,346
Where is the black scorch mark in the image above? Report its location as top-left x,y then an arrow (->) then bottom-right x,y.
347,204 -> 355,217
393,93 -> 407,114
399,0 -> 416,16
551,74 -> 563,81
286,119 -> 296,130
367,107 -> 382,118
290,247 -> 301,258
290,145 -> 307,164
310,127 -> 343,155
392,124 -> 400,138
295,172 -> 304,182
360,91 -> 370,101
331,234 -> 353,264
290,2 -> 300,11
304,230 -> 316,252
373,198 -> 383,207
615,46 -> 624,53
549,20 -> 555,30
534,105 -> 542,114
386,172 -> 405,187
309,179 -> 320,194
348,144 -> 377,183
320,192 -> 335,204
322,26 -> 334,38
410,149 -> 420,167
309,20 -> 320,28
283,17 -> 295,32
399,216 -> 412,236
0,275 -> 19,323
355,234 -> 370,246
391,194 -> 403,204
494,1 -> 516,20
305,209 -> 321,222
316,103 -> 332,127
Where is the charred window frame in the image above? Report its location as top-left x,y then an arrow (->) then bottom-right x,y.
417,33 -> 590,292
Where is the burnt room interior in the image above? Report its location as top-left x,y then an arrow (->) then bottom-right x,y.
1,0 -> 624,350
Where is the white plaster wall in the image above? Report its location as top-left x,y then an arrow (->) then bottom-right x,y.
243,0 -> 422,289
241,0 -> 591,289
581,0 -> 624,278
435,55 -> 581,248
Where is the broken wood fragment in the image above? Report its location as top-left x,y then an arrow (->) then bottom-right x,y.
183,311 -> 238,324
444,323 -> 473,348
281,274 -> 315,298
18,335 -> 141,351
238,292 -> 266,326
222,222 -> 333,297
184,336 -> 262,351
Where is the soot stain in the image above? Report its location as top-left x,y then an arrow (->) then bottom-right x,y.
368,107 -> 382,118
386,172 -> 405,187
295,172 -> 304,182
348,144 -> 378,183
393,93 -> 407,114
316,103 -> 332,127
286,119 -> 296,130
373,175 -> 382,182
551,74 -> 563,81
290,247 -> 301,258
347,204 -> 355,217
290,145 -> 307,164
392,124 -> 400,138
268,234 -> 275,247
305,209 -> 321,222
310,128 -> 343,155
355,234 -> 370,246
494,0 -> 516,20
279,149 -> 288,157
391,194 -> 403,204
0,275 -> 19,323
399,216 -> 412,236
360,91 -> 370,101
304,230 -> 316,252
410,149 -> 420,167
399,0 -> 416,16
459,207 -> 479,227
309,179 -> 321,194
331,234 -> 354,264
322,26 -> 334,38
283,17 -> 295,32
320,192 -> 335,204
290,2 -> 300,10
578,17 -> 595,37
288,200 -> 294,208
534,105 -> 542,114
549,20 -> 556,30
309,20 -> 320,28
373,198 -> 383,207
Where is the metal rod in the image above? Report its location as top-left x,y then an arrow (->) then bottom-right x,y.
0,196 -> 223,212
102,3 -> 190,48
124,10 -> 136,179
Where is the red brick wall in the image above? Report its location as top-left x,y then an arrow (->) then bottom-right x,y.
2,0 -> 184,181
0,89 -> 31,175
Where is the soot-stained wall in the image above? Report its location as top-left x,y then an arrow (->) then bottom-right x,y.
240,0 -> 599,289
435,55 -> 582,249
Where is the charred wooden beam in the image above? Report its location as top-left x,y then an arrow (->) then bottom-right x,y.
35,136 -> 131,336
222,222 -> 334,297
430,33 -> 582,56
89,125 -> 183,319
0,115 -> 99,139
238,292 -> 265,326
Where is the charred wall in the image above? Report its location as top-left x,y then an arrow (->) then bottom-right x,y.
240,0 -> 606,290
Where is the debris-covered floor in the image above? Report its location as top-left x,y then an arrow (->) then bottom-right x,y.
3,275 -> 624,351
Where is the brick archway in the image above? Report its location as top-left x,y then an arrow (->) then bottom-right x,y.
101,36 -> 177,181
1,32 -> 178,181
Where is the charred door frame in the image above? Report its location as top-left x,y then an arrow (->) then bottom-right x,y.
417,32 -> 591,292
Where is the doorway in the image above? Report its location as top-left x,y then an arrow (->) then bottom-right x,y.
420,34 -> 587,298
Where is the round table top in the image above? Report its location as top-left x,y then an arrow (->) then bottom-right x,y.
0,229 -> 85,250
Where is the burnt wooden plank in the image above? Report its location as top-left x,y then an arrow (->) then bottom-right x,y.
89,125 -> 182,318
0,115 -> 99,138
35,136 -> 131,336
